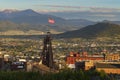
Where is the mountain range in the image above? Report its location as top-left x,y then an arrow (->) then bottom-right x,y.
0,9 -> 96,34
0,9 -> 120,37
0,9 -> 95,25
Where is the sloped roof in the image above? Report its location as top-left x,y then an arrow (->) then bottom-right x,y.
33,64 -> 58,73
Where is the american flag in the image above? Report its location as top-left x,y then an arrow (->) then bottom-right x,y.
48,17 -> 55,24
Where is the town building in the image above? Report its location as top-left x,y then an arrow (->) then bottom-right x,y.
75,61 -> 94,70
66,52 -> 104,68
11,61 -> 27,71
95,62 -> 120,74
105,53 -> 119,61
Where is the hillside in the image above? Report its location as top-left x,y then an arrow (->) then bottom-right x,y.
58,22 -> 120,38
0,21 -> 79,35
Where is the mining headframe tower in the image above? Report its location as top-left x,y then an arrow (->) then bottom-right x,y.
41,32 -> 54,69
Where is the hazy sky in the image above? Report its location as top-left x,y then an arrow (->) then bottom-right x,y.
0,0 -> 120,11
0,0 -> 120,21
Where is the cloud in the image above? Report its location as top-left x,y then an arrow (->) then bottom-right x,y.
90,14 -> 116,18
90,7 -> 120,12
36,5 -> 120,13
37,9 -> 78,13
46,11 -> 120,21
35,5 -> 120,21
36,5 -> 84,9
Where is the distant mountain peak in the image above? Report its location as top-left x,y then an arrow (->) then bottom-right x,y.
18,9 -> 41,16
2,9 -> 18,14
21,9 -> 35,12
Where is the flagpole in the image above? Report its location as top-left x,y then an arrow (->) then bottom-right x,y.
48,17 -> 55,33
47,24 -> 50,33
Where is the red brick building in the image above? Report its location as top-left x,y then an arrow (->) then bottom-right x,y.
66,52 -> 104,64
66,52 -> 104,69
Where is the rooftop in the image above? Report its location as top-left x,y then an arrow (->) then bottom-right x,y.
95,63 -> 120,69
